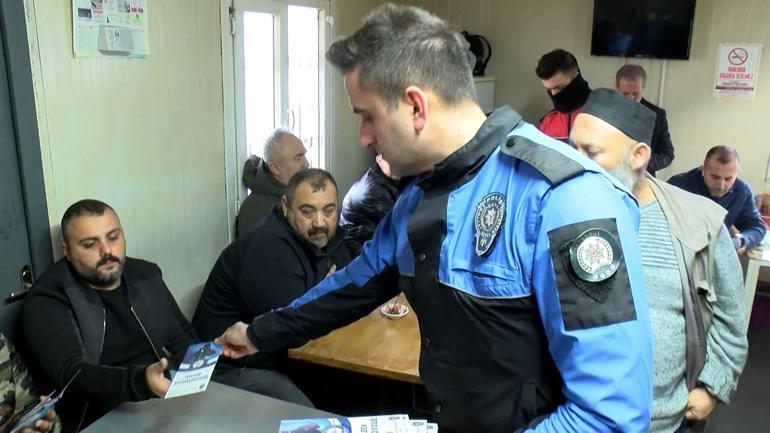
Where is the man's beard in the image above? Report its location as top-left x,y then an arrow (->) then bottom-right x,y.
608,151 -> 641,192
80,254 -> 125,288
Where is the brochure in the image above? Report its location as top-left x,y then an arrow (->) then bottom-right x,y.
278,417 -> 352,433
9,370 -> 80,433
279,414 -> 437,433
164,341 -> 222,399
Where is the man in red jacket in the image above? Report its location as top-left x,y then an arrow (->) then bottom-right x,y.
535,49 -> 591,144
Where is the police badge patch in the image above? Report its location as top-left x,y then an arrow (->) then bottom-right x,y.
474,192 -> 506,256
547,218 -> 635,331
569,228 -> 621,282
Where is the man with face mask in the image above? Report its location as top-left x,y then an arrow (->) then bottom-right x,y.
192,168 -> 352,407
571,89 -> 747,433
21,200 -> 196,432
535,49 -> 592,143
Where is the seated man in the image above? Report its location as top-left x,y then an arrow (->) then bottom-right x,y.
0,334 -> 58,433
615,64 -> 674,176
237,129 -> 310,236
535,49 -> 591,142
340,154 -> 403,255
669,145 -> 767,253
571,89 -> 748,433
22,200 -> 197,432
193,169 -> 352,406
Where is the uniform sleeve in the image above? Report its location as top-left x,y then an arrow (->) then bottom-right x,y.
526,175 -> 653,433
247,209 -> 402,352
697,226 -> 748,402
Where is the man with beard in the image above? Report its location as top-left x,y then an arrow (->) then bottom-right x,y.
193,169 -> 352,406
22,200 -> 196,432
571,89 -> 747,433
535,49 -> 592,143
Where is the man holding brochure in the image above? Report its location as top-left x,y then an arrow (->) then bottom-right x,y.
22,200 -> 197,432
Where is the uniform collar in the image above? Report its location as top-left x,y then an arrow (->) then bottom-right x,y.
417,106 -> 522,191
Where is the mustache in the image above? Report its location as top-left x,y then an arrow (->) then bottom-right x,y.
97,255 -> 121,267
308,227 -> 328,237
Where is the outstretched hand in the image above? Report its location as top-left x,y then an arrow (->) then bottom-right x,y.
215,322 -> 258,359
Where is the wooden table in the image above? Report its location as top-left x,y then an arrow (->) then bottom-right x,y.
288,298 -> 421,384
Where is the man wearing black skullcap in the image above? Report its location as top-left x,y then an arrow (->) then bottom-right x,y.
571,88 -> 748,433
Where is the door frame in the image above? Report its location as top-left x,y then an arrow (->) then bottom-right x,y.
220,0 -> 332,242
0,0 -> 53,276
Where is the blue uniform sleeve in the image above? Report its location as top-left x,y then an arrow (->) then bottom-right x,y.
526,174 -> 653,433
246,199 -> 405,352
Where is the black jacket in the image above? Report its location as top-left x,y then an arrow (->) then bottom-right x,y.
640,98 -> 675,176
21,258 -> 196,432
236,155 -> 286,237
192,207 -> 353,369
340,162 -> 403,254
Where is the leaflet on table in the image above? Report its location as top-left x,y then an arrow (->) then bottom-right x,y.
278,414 -> 438,433
164,341 -> 222,399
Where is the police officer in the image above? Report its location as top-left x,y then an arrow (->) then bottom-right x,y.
217,4 -> 653,433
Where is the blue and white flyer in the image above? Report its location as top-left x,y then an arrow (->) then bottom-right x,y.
164,341 -> 222,399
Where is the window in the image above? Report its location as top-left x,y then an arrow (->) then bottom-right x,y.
234,0 -> 329,169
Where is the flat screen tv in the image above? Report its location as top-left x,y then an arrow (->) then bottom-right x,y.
591,0 -> 696,60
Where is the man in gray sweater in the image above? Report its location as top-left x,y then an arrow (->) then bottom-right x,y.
571,89 -> 747,433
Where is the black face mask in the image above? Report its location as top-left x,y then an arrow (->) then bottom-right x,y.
548,73 -> 591,112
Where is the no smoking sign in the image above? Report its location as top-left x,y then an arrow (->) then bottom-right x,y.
714,43 -> 762,97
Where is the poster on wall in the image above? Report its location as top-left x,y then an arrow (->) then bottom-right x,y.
713,43 -> 762,98
72,0 -> 149,57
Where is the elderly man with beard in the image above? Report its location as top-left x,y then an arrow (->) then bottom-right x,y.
22,200 -> 196,432
193,169 -> 352,406
571,89 -> 748,433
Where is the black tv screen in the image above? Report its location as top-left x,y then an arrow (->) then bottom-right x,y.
591,0 -> 696,60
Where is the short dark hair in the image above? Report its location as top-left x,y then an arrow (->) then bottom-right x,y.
535,49 -> 579,80
705,145 -> 740,165
285,169 -> 338,206
616,64 -> 647,86
325,3 -> 475,110
61,199 -> 115,242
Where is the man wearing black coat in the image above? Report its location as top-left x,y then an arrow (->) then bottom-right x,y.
192,169 -> 353,406
616,64 -> 675,176
340,154 -> 403,255
21,200 -> 196,432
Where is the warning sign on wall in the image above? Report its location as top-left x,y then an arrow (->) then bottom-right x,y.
714,44 -> 762,98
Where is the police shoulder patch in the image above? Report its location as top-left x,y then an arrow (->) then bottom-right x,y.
547,218 -> 636,331
474,192 -> 506,257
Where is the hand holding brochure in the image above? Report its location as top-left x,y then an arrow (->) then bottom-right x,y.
9,369 -> 80,433
164,341 -> 222,399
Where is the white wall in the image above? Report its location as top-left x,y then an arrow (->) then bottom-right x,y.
327,0 -> 383,194
25,0 -> 228,316
398,0 -> 770,192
